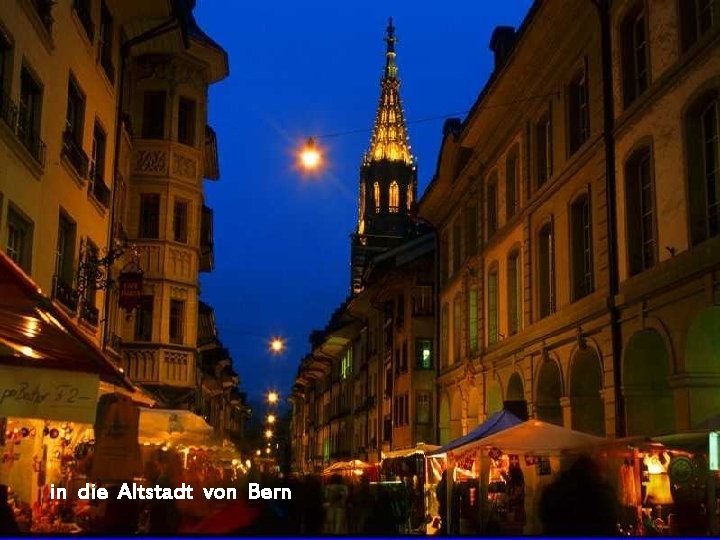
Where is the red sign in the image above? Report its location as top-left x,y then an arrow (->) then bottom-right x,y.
118,271 -> 143,311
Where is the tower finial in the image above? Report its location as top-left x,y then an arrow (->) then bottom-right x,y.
384,17 -> 398,79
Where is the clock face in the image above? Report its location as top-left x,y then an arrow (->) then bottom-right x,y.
669,456 -> 694,484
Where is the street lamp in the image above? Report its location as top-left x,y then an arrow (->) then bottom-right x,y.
267,414 -> 276,425
255,449 -> 261,456
265,429 -> 273,439
298,137 -> 322,171
267,391 -> 279,405
269,337 -> 286,355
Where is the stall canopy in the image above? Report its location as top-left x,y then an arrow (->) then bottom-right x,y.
457,419 -> 605,455
431,409 -> 523,456
383,443 -> 441,459
138,408 -> 213,447
0,251 -> 130,387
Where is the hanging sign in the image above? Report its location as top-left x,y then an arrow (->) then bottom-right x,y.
118,271 -> 143,312
0,365 -> 99,423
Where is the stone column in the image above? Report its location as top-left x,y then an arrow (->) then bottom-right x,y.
560,396 -> 572,428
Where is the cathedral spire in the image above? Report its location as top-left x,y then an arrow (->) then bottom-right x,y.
364,17 -> 413,166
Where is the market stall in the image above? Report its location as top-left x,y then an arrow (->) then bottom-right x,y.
381,443 -> 444,533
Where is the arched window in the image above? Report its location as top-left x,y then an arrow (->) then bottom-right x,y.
389,181 -> 400,213
373,181 -> 381,213
536,112 -> 553,187
686,89 -> 719,245
467,286 -> 478,354
625,146 -> 656,275
487,264 -> 499,345
487,172 -> 498,237
406,184 -> 413,210
570,192 -> 593,300
507,249 -> 521,335
538,220 -> 555,319
679,0 -> 719,52
453,294 -> 462,364
440,303 -> 449,369
568,66 -> 590,155
620,3 -> 649,108
506,150 -> 519,219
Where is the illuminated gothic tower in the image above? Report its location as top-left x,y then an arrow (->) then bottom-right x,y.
351,18 -> 417,294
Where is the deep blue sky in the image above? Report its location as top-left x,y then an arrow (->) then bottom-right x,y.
195,1 -> 534,404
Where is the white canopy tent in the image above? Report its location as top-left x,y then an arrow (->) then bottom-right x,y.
138,407 -> 213,447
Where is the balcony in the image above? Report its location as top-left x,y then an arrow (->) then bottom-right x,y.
122,344 -> 195,387
31,0 -> 54,33
52,276 -> 78,312
200,205 -> 214,272
0,90 -> 46,166
204,125 -> 219,180
80,301 -> 99,327
62,131 -> 89,178
88,167 -> 111,208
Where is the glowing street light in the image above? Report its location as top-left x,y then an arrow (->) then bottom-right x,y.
267,391 -> 279,405
255,449 -> 261,456
269,337 -> 286,355
265,429 -> 273,439
265,447 -> 271,455
298,138 -> 322,172
267,414 -> 276,425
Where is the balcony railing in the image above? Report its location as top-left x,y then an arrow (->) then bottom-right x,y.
0,90 -> 46,166
73,1 -> 94,40
80,301 -> 99,327
62,130 -> 89,178
52,276 -> 79,312
89,167 -> 111,208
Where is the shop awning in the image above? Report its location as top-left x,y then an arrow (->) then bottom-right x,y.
0,252 -> 130,387
138,407 -> 213,447
453,419 -> 605,456
383,443 -> 442,459
431,409 -> 523,456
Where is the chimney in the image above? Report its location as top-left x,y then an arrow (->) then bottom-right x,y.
490,26 -> 517,70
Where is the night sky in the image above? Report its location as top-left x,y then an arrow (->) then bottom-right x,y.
194,1 -> 534,404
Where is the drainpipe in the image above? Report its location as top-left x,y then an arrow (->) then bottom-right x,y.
102,18 -> 184,350
592,0 -> 626,437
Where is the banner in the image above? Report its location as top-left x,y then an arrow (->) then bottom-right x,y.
0,365 -> 99,423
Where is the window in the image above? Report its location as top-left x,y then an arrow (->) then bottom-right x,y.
621,4 -> 649,108
18,67 -> 43,161
373,181 -> 381,213
465,203 -> 478,257
416,339 -> 433,370
55,212 -> 76,286
570,193 -> 594,300
73,0 -> 95,40
358,182 -> 366,225
536,113 -> 553,187
440,233 -> 449,285
139,194 -> 160,239
173,200 -> 189,243
98,1 -> 114,83
412,285 -> 433,315
440,303 -> 449,368
177,97 -> 196,145
467,287 -> 478,353
453,294 -> 462,363
506,151 -> 519,219
341,348 -> 352,380
686,91 -> 720,245
142,91 -> 166,139
625,147 -> 656,275
680,0 -> 719,52
487,266 -> 499,345
134,296 -> 153,341
6,205 -> 33,273
507,250 -> 521,335
389,181 -> 399,212
169,299 -> 185,344
487,174 -> 498,237
82,240 -> 98,309
568,67 -> 590,155
416,392 -> 431,424
65,77 -> 85,143
406,184 -> 413,210
452,218 -> 462,273
0,31 -> 11,94
538,221 -> 555,318
89,123 -> 109,206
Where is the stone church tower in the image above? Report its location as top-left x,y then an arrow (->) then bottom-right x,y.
351,18 -> 418,294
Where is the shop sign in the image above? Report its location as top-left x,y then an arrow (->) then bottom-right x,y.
0,365 -> 99,424
118,271 -> 143,312
710,431 -> 720,471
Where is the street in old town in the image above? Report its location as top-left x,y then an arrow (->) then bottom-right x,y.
0,0 -> 719,536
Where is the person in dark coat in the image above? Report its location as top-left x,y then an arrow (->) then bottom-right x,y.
0,485 -> 20,535
539,454 -> 618,536
436,470 -> 448,535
